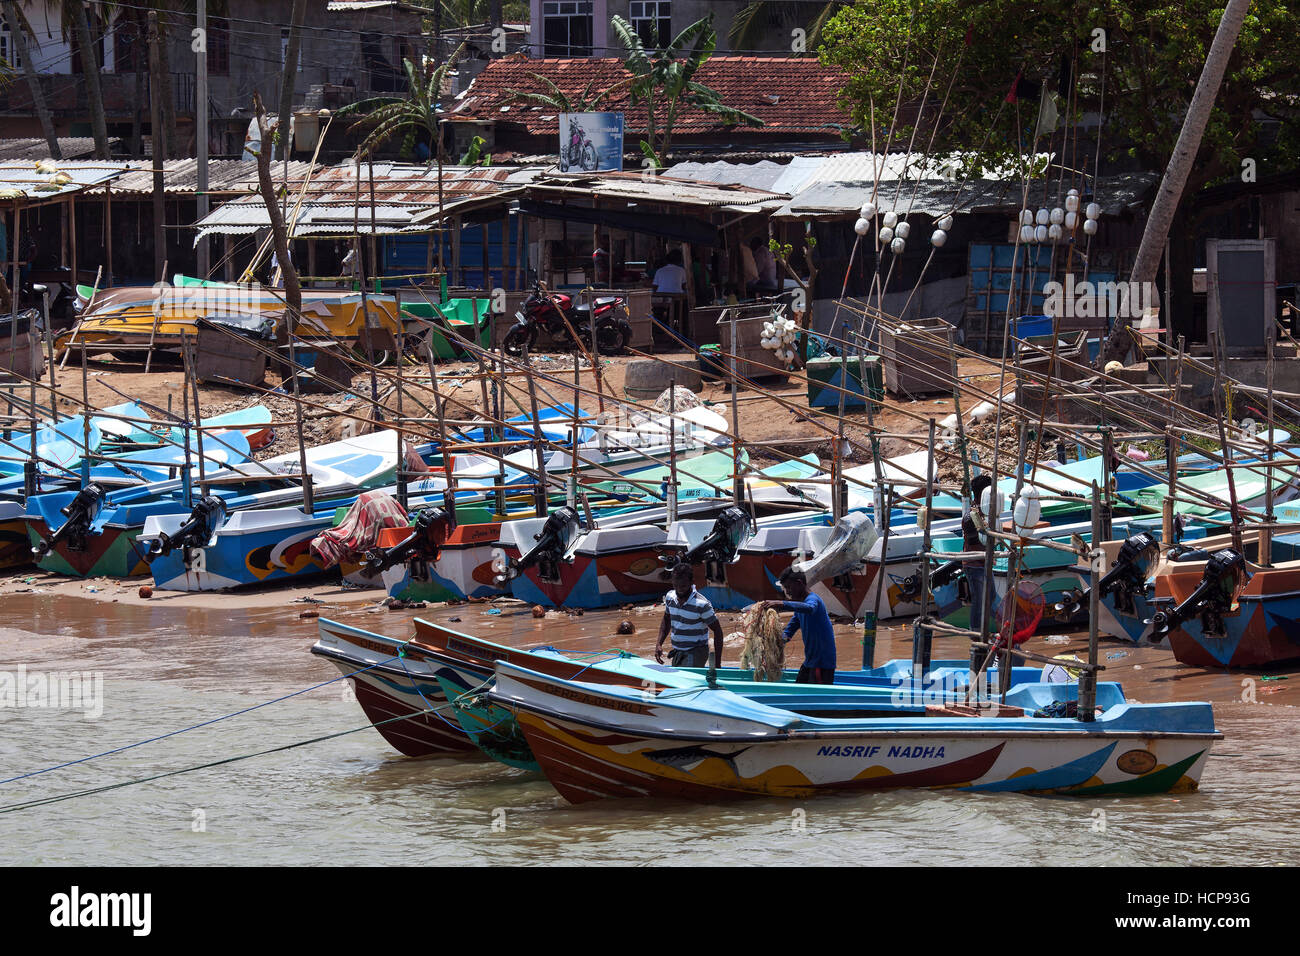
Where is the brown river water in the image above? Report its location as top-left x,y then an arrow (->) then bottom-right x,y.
1,588 -> 1298,866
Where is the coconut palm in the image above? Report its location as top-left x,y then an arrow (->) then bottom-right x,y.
728,2 -> 846,53
3,1 -> 62,157
610,13 -> 763,167
337,44 -> 466,159
504,74 -> 632,113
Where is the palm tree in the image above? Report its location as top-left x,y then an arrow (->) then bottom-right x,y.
728,2 -> 846,54
504,75 -> 632,114
2,0 -> 61,158
65,0 -> 110,157
337,44 -> 466,158
610,14 -> 763,167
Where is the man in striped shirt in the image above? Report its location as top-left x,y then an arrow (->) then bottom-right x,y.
656,564 -> 724,668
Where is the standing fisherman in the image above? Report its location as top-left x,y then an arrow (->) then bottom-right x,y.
657,564 -> 724,669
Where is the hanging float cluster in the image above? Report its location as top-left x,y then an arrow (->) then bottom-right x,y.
761,313 -> 800,366
854,202 -> 954,253
1016,189 -> 1101,244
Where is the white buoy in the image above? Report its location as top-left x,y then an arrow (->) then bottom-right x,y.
890,236 -> 906,255
1034,224 -> 1049,243
1064,210 -> 1078,230
1035,208 -> 1049,226
896,221 -> 911,239
1019,209 -> 1034,226
1013,487 -> 1042,534
1019,224 -> 1034,244
882,210 -> 899,228
860,201 -> 877,220
1085,202 -> 1101,220
1083,218 -> 1099,235
879,226 -> 895,243
1065,194 -> 1079,212
1048,223 -> 1063,240
854,217 -> 871,236
1049,207 -> 1064,225
931,229 -> 948,248
937,215 -> 954,232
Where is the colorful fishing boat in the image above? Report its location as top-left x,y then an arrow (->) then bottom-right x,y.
488,661 -> 1221,802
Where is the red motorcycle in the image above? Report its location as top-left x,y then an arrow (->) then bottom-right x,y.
502,282 -> 633,357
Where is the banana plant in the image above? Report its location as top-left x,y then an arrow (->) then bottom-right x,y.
337,43 -> 466,159
610,13 -> 763,168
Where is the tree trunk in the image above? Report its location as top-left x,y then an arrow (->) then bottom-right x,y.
68,0 -> 110,158
253,91 -> 301,318
1102,0 -> 1250,364
277,0 -> 307,161
3,1 -> 61,159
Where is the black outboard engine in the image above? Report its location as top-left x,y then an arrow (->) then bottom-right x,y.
667,506 -> 750,584
362,507 -> 449,578
496,506 -> 581,585
1148,548 -> 1247,641
1054,531 -> 1159,618
32,483 -> 108,556
147,496 -> 228,559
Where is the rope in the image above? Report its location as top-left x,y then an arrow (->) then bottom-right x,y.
0,651 -> 405,787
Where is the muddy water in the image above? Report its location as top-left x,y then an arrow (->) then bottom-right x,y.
1,592 -> 1298,866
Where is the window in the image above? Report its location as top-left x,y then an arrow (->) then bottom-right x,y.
208,18 -> 230,76
114,11 -> 147,74
280,27 -> 301,73
0,22 -> 19,70
542,1 -> 593,57
630,1 -> 671,49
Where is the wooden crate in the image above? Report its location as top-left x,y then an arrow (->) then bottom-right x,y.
879,318 -> 957,397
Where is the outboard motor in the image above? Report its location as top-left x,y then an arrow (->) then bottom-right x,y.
495,506 -> 581,585
361,507 -> 449,578
667,506 -> 750,584
1148,548 -> 1247,641
1054,531 -> 1159,618
147,496 -> 228,559
792,512 -> 879,591
32,483 -> 108,557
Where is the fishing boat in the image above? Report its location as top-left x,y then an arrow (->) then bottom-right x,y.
488,661 -> 1221,802
311,616 -> 1039,762
60,281 -> 401,359
0,499 -> 28,569
29,429 -> 404,578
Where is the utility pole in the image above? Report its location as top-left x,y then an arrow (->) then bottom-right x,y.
148,11 -> 166,280
196,0 -> 210,277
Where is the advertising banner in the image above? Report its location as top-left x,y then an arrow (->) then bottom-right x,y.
558,113 -> 624,172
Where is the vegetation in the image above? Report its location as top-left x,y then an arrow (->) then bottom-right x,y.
610,13 -> 763,167
337,45 -> 466,159
818,0 -> 1300,188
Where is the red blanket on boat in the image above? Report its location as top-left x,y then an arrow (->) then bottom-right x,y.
310,491 -> 410,568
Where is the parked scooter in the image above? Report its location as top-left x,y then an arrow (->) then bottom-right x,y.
502,282 -> 634,357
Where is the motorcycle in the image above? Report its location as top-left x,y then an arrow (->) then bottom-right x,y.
559,121 -> 600,173
502,282 -> 634,357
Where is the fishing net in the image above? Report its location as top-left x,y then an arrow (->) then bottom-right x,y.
995,580 -> 1045,646
738,603 -> 785,681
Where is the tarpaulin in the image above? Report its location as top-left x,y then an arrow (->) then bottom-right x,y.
310,490 -> 410,568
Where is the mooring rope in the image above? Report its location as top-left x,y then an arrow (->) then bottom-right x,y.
0,651 -> 406,787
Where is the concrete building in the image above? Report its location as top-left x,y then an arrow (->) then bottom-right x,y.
0,0 -> 427,157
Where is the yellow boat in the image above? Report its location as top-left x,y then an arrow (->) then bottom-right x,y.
57,279 -> 400,359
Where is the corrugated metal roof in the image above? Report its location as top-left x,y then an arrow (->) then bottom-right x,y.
109,160 -> 321,195
523,172 -> 785,212
0,138 -> 118,162
773,172 -> 1159,220
0,160 -> 129,202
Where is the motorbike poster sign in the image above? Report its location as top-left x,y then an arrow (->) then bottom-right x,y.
558,113 -> 624,172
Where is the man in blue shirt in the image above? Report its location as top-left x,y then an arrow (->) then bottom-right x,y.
761,569 -> 836,683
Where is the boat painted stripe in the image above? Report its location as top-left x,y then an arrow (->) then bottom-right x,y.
962,741 -> 1117,792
